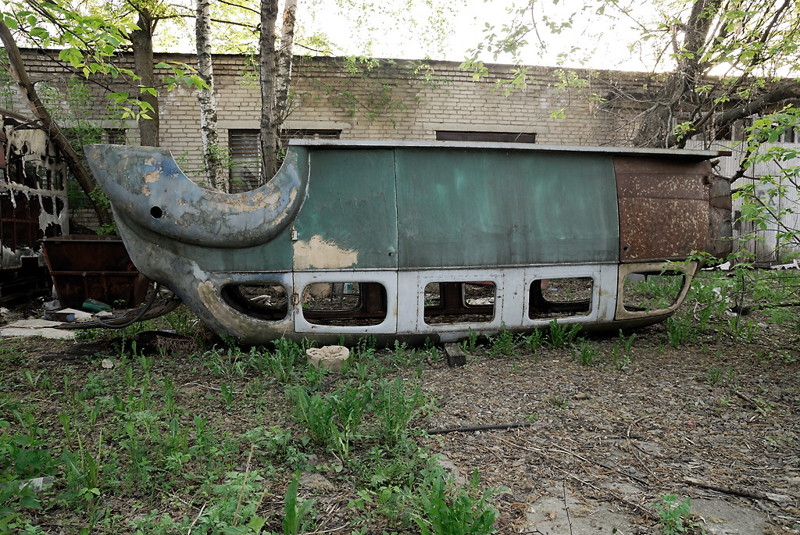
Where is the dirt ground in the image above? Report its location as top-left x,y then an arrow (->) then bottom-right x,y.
416,321 -> 800,534
2,304 -> 799,534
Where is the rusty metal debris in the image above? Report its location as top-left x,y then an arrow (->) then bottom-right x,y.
0,108 -> 68,303
86,140 -> 732,344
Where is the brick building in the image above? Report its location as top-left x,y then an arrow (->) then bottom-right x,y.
3,49 -> 648,183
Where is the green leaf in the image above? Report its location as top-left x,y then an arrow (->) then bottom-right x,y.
108,91 -> 129,103
246,516 -> 267,531
58,48 -> 83,68
18,495 -> 41,509
30,27 -> 49,40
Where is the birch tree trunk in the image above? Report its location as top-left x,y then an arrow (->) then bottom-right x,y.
196,0 -> 228,191
0,19 -> 113,226
276,0 -> 297,126
259,0 -> 279,184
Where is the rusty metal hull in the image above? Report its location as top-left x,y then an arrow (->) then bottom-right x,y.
85,141 -> 731,344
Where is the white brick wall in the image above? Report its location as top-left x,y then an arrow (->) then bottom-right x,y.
7,49 -> 651,179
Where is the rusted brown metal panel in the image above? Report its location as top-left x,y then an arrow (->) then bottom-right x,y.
616,157 -> 712,262
41,236 -> 150,308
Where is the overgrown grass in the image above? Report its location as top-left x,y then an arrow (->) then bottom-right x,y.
0,330 -> 499,534
1,268 -> 797,533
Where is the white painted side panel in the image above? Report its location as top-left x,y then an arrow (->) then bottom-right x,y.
293,270 -> 398,334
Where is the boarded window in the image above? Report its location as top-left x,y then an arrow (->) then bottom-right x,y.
105,128 -> 126,144
228,129 -> 261,193
281,129 -> 341,142
435,131 -> 536,143
229,129 -> 341,193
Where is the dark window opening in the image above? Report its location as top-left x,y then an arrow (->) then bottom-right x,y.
301,282 -> 387,326
105,128 -> 127,145
436,131 -> 536,143
529,277 -> 593,319
424,281 -> 496,325
221,283 -> 289,321
622,271 -> 686,312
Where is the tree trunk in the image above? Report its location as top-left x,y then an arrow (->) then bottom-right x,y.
276,0 -> 297,126
196,0 -> 228,191
259,0 -> 279,184
633,0 -> 722,148
130,11 -> 160,147
0,19 -> 113,226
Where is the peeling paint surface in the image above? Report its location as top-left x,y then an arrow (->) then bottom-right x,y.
293,235 -> 358,270
1,111 -> 68,270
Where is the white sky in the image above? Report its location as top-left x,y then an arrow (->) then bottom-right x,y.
298,0 -> 662,71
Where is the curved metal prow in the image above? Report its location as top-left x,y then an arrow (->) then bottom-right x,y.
84,144 -> 308,248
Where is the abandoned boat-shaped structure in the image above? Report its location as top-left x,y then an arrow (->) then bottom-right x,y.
85,140 -> 731,344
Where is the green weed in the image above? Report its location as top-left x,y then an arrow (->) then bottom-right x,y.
547,396 -> 569,410
610,331 -> 636,369
371,378 -> 428,446
522,329 -> 546,352
411,469 -> 499,535
488,328 -> 519,357
288,383 -> 370,458
574,340 -> 599,366
666,316 -> 695,348
61,432 -> 103,511
653,494 -> 703,535
726,318 -> 758,342
460,328 -> 479,353
289,376 -> 428,459
547,320 -> 582,348
281,474 -> 316,535
706,365 -> 735,387
219,384 -> 235,406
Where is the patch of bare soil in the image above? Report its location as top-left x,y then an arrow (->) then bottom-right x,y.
416,320 -> 800,534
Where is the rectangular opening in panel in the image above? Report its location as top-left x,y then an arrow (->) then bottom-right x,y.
221,283 -> 288,321
424,281 -> 495,325
622,271 -> 686,313
529,277 -> 593,319
301,282 -> 387,326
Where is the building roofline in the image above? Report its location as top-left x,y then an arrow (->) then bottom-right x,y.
288,138 -> 729,159
14,46 -> 668,78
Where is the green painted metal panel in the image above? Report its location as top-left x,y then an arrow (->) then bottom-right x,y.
394,148 -> 619,267
293,149 -> 398,270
